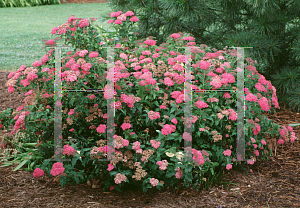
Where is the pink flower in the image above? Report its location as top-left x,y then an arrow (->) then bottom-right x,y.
287,126 -> 293,132
69,128 -> 74,132
253,125 -> 261,136
132,141 -> 141,150
175,168 -> 183,179
223,149 -> 231,156
33,168 -> 44,178
223,92 -> 231,98
17,106 -> 24,111
107,164 -> 114,171
25,90 -> 33,96
130,16 -> 139,22
261,139 -> 267,145
41,54 -> 49,64
78,19 -> 89,28
51,27 -> 59,35
247,159 -> 255,165
27,72 -> 38,81
161,124 -> 176,136
171,118 -> 178,124
114,173 -> 127,184
199,128 -> 205,132
183,132 -> 192,141
77,50 -> 88,57
253,150 -> 259,156
122,139 -> 129,146
97,124 -> 107,133
125,11 -> 134,16
144,39 -> 157,46
257,97 -> 270,111
150,140 -> 161,149
251,137 -> 256,143
278,138 -> 284,145
107,19 -> 114,24
50,162 -> 65,176
156,160 -> 168,170
114,19 -> 122,25
150,178 -> 159,187
148,111 -> 160,121
45,39 -> 55,46
194,100 -> 208,109
226,164 -> 232,170
32,61 -> 42,67
160,105 -> 167,109
68,109 -> 75,115
169,33 -> 181,39
63,144 -> 76,156
121,123 -> 131,130
255,82 -> 267,93
89,51 -> 99,58
192,150 -> 204,165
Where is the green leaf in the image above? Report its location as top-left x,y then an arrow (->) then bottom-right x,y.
13,159 -> 29,171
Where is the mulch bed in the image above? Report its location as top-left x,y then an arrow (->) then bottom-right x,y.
0,69 -> 300,207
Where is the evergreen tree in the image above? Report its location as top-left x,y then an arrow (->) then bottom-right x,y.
104,0 -> 300,112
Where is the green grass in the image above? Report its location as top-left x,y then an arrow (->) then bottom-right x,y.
0,3 -> 116,72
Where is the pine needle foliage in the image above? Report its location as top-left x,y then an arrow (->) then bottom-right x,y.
107,0 -> 300,112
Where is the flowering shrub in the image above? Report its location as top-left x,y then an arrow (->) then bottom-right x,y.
1,10 -> 298,193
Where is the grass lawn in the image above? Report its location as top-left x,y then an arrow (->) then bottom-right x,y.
0,3 -> 116,72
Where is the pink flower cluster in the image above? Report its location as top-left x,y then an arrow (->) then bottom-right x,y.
223,149 -> 232,156
156,160 -> 168,170
161,124 -> 176,136
192,149 -> 204,166
97,124 -> 107,133
150,140 -> 161,149
148,110 -> 160,121
121,123 -> 131,130
50,162 -> 65,176
114,173 -> 127,184
107,164 -> 114,171
63,144 -> 77,156
107,11 -> 138,24
194,100 -> 208,109
33,168 -> 44,178
150,178 -> 159,187
175,168 -> 183,179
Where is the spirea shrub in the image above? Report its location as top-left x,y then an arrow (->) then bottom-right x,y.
0,11 -> 298,193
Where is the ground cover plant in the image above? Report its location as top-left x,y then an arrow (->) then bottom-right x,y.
0,10 -> 298,194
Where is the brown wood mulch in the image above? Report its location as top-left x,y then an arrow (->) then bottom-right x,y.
0,69 -> 300,207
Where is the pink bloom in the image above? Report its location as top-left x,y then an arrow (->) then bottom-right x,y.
27,72 -> 38,81
192,150 -> 204,165
253,125 -> 261,136
68,109 -> 75,115
63,144 -> 76,156
223,92 -> 231,98
247,159 -> 255,165
125,11 -> 134,16
107,19 -> 114,24
144,39 -> 157,46
69,128 -> 74,132
77,50 -> 88,57
78,19 -> 89,28
32,61 -> 42,67
199,128 -> 205,132
114,19 -> 122,25
130,16 -> 139,22
161,124 -> 176,136
251,137 -> 256,143
194,100 -> 208,109
255,82 -> 267,93
261,139 -> 267,145
45,39 -> 55,46
51,27 -> 59,35
50,162 -> 65,176
121,123 -> 131,130
150,140 -> 161,149
253,150 -> 259,156
17,106 -> 24,111
41,54 -> 49,64
107,164 -> 114,171
278,138 -> 284,145
97,124 -> 107,133
150,178 -> 159,187
226,134 -> 229,137
132,141 -> 141,150
175,168 -> 182,179
58,28 -> 67,35
183,132 -> 192,141
257,97 -> 270,111
226,164 -> 232,170
245,93 -> 258,102
171,118 -> 178,124
89,51 -> 99,58
223,149 -> 231,156
160,105 -> 167,109
33,168 -> 44,178
122,139 -> 129,146
169,33 -> 181,39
